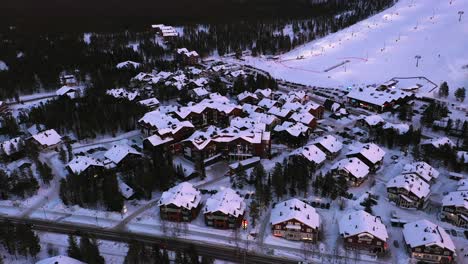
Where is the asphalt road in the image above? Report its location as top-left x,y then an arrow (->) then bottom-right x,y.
0,215 -> 298,264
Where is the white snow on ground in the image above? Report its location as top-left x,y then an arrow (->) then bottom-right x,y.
0,60 -> 8,71
241,0 -> 468,101
83,33 -> 92,44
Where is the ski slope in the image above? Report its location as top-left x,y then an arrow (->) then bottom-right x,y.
244,0 -> 468,98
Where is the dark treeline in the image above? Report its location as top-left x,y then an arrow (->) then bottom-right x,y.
0,0 -> 396,99
0,222 -> 41,260
3,0 -> 395,32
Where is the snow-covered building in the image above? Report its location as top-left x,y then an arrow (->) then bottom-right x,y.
254,88 -> 273,100
175,97 -> 242,129
312,135 -> 343,159
289,144 -> 326,167
104,144 -> 142,169
356,115 -> 385,130
152,24 -> 178,40
36,255 -> 85,264
116,61 -> 141,69
159,182 -> 202,222
176,48 -> 200,65
258,98 -> 280,109
138,110 -> 194,141
188,87 -> 210,102
181,125 -> 271,163
401,161 -> 439,183
347,88 -> 413,112
421,137 -> 455,152
270,198 -> 320,242
59,74 -> 78,86
290,112 -> 317,129
56,86 -> 80,99
338,210 -> 388,254
106,88 -> 140,101
30,129 -> 62,150
330,157 -> 370,187
386,174 -> 430,209
402,220 -> 456,263
66,156 -> 104,176
383,122 -> 410,135
204,188 -> 246,229
268,106 -> 292,120
237,91 -> 258,104
0,137 -> 25,157
273,121 -> 310,146
441,191 -> 468,228
138,98 -> 160,110
0,101 -> 9,115
346,143 -> 385,172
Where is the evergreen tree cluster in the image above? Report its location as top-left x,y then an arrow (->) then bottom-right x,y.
25,93 -> 146,140
124,241 -> 170,264
374,125 -> 422,149
0,222 -> 41,258
59,169 -> 124,212
67,235 -> 104,264
313,172 -> 349,200
0,168 -> 39,200
421,102 -> 449,126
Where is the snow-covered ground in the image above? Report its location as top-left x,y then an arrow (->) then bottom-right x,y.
240,0 -> 467,102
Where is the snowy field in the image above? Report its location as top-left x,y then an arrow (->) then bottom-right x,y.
241,0 -> 467,101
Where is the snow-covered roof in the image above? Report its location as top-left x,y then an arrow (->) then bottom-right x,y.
312,135 -> 343,154
230,116 -> 266,131
56,86 -> 78,96
249,112 -> 278,126
458,179 -> 468,191
457,151 -> 468,164
237,91 -> 258,102
382,122 -> 410,135
274,121 -> 309,137
177,48 -> 189,54
347,143 -> 385,165
117,178 -> 135,199
258,98 -> 278,109
442,191 -> 468,209
191,87 -> 210,97
145,134 -> 173,147
116,61 -> 141,69
254,88 -> 272,98
270,198 -> 320,229
360,114 -> 385,126
331,157 -> 370,179
138,98 -> 160,108
339,210 -> 388,242
0,60 -> 9,71
67,156 -> 104,175
421,137 -> 455,149
139,110 -> 194,136
32,129 -> 62,147
204,188 -> 245,217
229,70 -> 246,78
290,112 -> 315,125
0,137 -> 23,156
242,103 -> 260,115
402,161 -> 439,182
268,106 -> 291,118
36,255 -> 85,264
104,144 -> 141,165
190,78 -> 207,87
403,220 -> 456,252
290,144 -> 326,165
106,88 -> 139,101
347,88 -> 411,106
183,125 -> 269,151
386,174 -> 430,199
176,97 -> 240,119
159,182 -> 202,210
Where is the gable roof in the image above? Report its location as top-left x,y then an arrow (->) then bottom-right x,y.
339,210 -> 388,241
290,144 -> 326,165
104,144 -> 141,165
312,135 -> 343,154
270,198 -> 320,229
442,191 -> 468,209
331,157 -> 370,179
36,255 -> 85,264
159,182 -> 202,210
403,219 -> 455,252
67,156 -> 104,175
204,188 -> 245,217
402,161 -> 439,182
274,121 -> 309,137
386,174 -> 431,199
421,137 -> 455,149
0,137 -> 23,156
347,143 -> 385,165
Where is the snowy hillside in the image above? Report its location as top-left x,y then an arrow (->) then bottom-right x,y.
243,0 -> 467,99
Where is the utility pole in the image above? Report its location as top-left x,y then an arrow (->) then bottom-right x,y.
459,11 -> 465,22
415,55 -> 422,67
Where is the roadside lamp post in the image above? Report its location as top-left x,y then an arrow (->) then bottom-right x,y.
459,11 -> 464,22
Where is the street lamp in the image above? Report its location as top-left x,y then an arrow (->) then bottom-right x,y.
459,11 -> 465,22
414,55 -> 422,67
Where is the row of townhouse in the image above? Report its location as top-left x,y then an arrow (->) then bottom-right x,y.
441,179 -> 468,228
